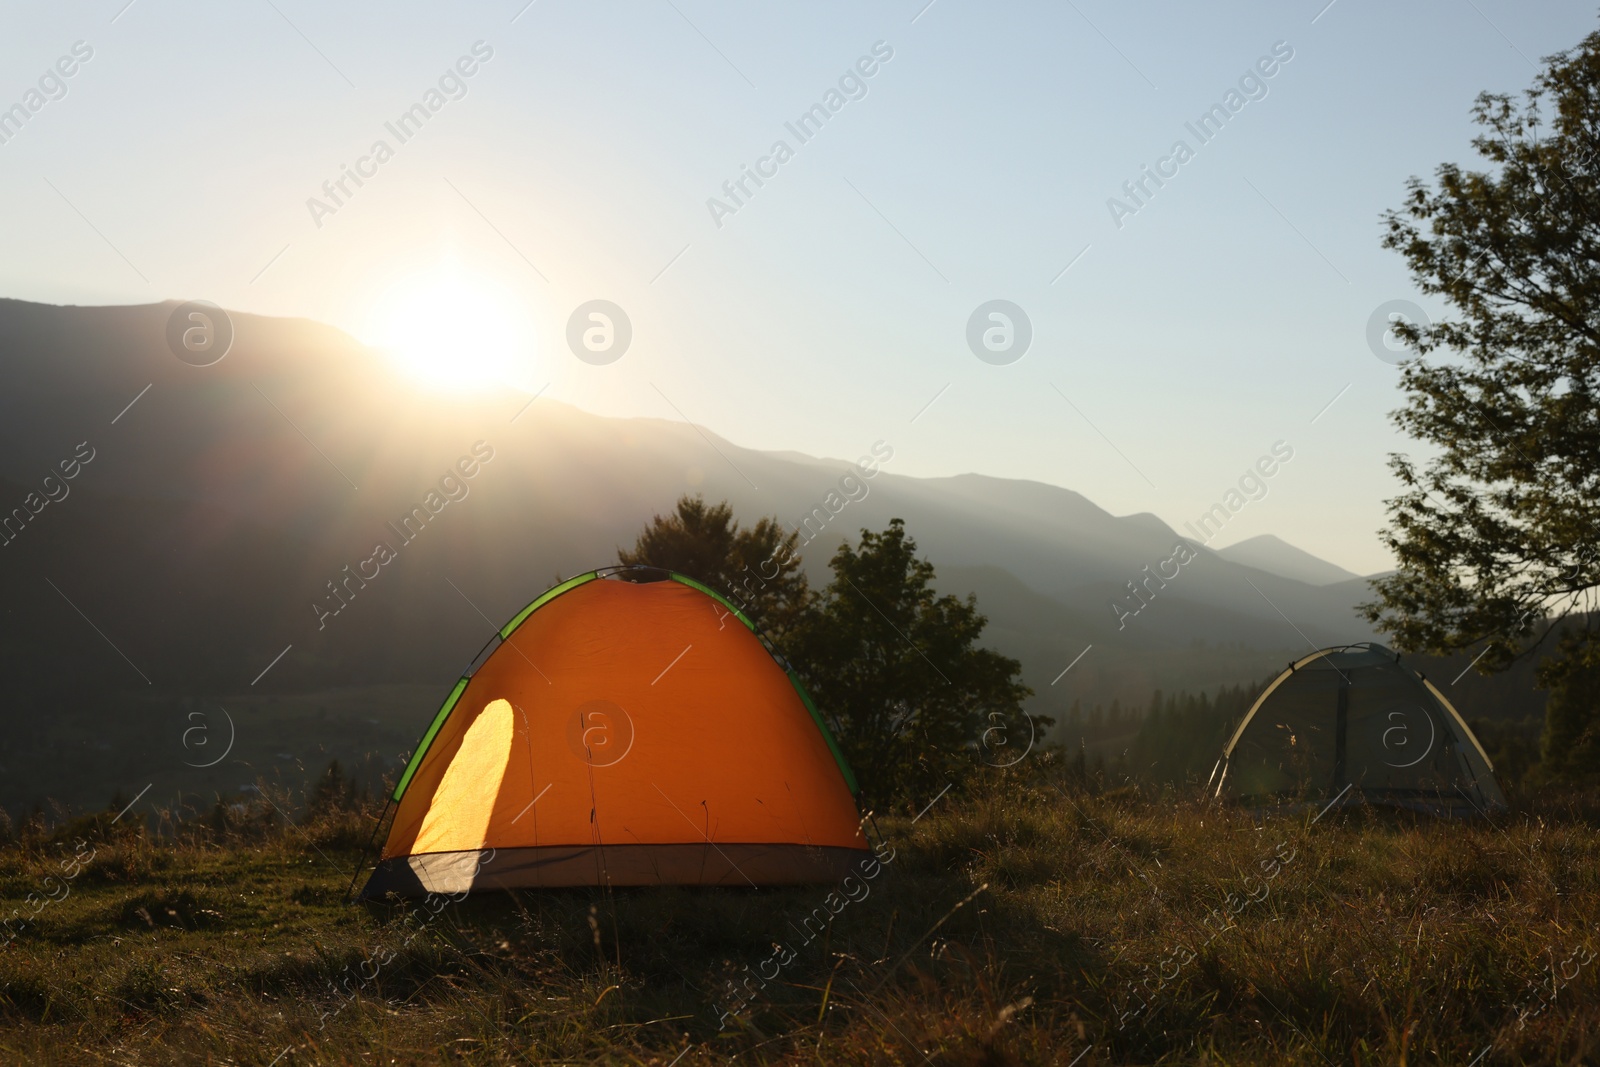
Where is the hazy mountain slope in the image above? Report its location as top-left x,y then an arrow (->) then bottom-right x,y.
1214,534 -> 1363,586
933,564 -> 1301,717
0,297 -> 1391,811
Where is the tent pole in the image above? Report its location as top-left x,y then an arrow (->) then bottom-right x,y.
346,796 -> 394,903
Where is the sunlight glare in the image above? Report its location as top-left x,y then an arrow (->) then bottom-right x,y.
365,266 -> 536,390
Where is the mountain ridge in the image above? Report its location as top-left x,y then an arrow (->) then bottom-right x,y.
0,297 -> 1403,812
1213,533 -> 1365,586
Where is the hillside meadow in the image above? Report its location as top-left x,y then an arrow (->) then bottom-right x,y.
2,761 -> 1597,1065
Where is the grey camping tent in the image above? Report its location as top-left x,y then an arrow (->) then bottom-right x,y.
1210,643 -> 1507,816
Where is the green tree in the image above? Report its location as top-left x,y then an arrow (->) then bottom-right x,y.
788,519 -> 1033,805
618,495 -> 811,643
1361,27 -> 1600,783
1534,655 -> 1600,784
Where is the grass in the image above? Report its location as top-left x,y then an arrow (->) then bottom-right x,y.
1,768 -> 1598,1065
0,684 -> 438,817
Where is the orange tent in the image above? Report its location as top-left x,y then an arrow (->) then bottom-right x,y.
359,568 -> 868,897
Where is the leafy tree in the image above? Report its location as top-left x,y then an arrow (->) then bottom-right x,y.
788,519 -> 1033,805
1361,27 -> 1600,783
618,495 -> 811,643
1130,681 -> 1261,788
1534,655 -> 1600,784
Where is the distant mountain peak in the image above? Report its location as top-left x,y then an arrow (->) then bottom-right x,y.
1212,534 -> 1362,587
1118,511 -> 1182,540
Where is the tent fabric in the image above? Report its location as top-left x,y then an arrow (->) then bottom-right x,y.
365,844 -> 869,896
1211,643 -> 1507,817
360,569 -> 868,897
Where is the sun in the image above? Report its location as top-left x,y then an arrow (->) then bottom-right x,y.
364,265 -> 537,390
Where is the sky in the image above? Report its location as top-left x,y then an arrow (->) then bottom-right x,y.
3,0 -> 1595,576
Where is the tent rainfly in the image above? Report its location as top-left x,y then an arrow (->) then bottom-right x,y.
359,567 -> 869,898
1209,643 -> 1507,817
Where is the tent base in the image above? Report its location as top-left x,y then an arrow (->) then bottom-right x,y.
358,842 -> 871,898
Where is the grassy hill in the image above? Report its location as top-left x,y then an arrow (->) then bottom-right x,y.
2,770 -> 1597,1065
